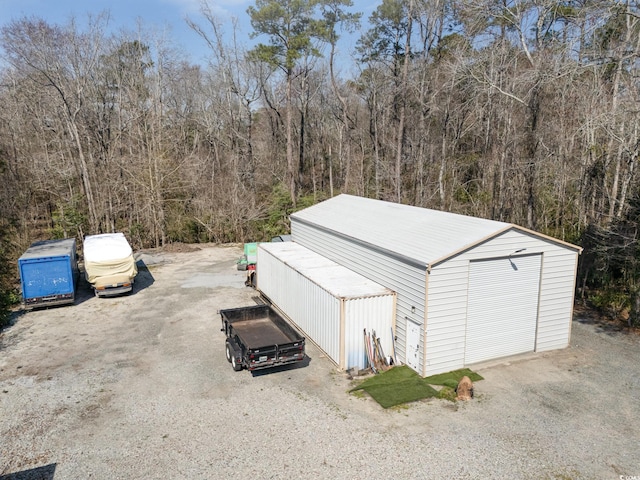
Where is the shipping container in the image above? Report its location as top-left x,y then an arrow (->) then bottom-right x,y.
18,238 -> 79,308
257,242 -> 396,371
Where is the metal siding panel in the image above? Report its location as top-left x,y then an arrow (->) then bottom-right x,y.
257,243 -> 395,370
423,265 -> 469,375
344,296 -> 395,370
293,221 -> 425,372
536,252 -> 578,351
465,255 -> 541,364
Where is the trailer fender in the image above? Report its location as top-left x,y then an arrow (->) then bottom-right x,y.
225,339 -> 243,371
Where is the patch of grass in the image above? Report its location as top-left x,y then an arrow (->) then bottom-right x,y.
422,368 -> 484,386
437,386 -> 457,402
350,366 -> 438,408
350,366 -> 484,408
350,389 -> 367,400
441,379 -> 459,389
389,403 -> 411,412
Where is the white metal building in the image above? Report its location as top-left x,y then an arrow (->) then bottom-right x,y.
290,194 -> 582,376
257,242 -> 396,371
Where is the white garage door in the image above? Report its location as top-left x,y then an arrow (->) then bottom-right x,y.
465,254 -> 542,364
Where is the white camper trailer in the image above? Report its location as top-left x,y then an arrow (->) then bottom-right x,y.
83,233 -> 137,297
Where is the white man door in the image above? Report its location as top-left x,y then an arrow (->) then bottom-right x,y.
405,319 -> 421,372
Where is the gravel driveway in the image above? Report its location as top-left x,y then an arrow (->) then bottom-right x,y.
1,244 -> 639,479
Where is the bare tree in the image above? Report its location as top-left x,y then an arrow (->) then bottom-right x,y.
1,16 -> 110,231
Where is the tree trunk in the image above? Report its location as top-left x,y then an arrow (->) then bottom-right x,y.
286,70 -> 296,206
525,84 -> 540,230
629,287 -> 640,328
67,117 -> 99,232
395,0 -> 413,203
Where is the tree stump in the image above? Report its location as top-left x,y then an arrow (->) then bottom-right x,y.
456,376 -> 474,401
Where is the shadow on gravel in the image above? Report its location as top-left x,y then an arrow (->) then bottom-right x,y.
1,308 -> 26,335
73,278 -> 95,306
575,315 -> 631,336
76,259 -> 155,302
250,354 -> 312,377
0,463 -> 56,480
133,259 -> 155,293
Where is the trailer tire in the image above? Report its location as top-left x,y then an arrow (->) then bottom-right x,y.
231,353 -> 242,372
225,343 -> 232,363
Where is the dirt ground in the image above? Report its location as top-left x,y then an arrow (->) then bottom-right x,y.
1,244 -> 639,479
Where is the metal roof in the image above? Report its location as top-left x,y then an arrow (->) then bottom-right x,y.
19,238 -> 76,260
290,194 -> 580,269
259,241 -> 394,299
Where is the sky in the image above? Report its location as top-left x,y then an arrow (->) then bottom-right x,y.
0,0 -> 378,69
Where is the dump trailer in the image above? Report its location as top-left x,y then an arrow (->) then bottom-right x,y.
220,304 -> 306,372
83,233 -> 137,297
18,238 -> 79,308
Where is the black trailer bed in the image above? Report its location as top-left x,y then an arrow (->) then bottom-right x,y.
220,304 -> 306,372
220,304 -> 305,349
231,316 -> 294,348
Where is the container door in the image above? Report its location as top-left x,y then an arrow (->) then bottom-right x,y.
405,319 -> 421,372
20,259 -> 72,299
465,254 -> 542,364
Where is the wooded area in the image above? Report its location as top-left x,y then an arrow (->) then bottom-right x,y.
1,0 -> 639,325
